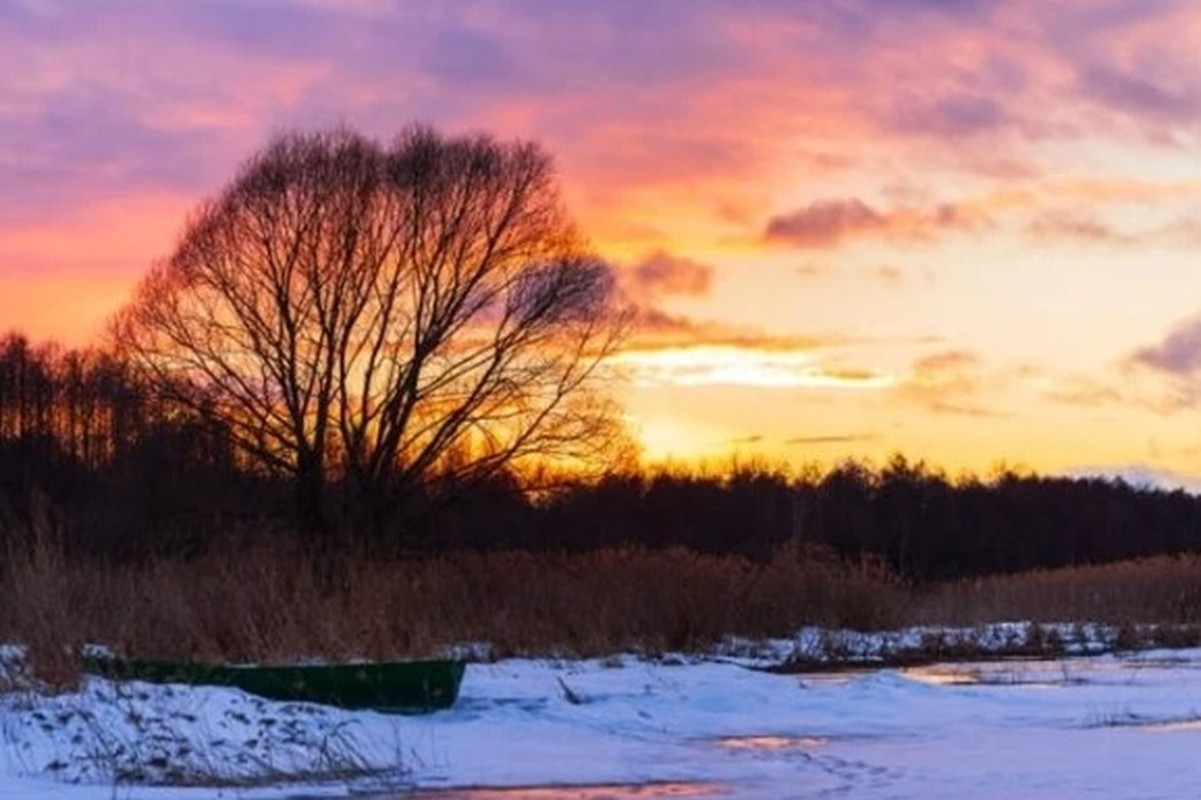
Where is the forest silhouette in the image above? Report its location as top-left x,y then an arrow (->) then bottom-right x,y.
0,329 -> 1198,582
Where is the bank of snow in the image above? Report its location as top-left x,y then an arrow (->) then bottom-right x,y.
5,625 -> 1201,798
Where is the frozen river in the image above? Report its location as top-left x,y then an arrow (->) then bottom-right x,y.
7,643 -> 1201,798
365,650 -> 1201,799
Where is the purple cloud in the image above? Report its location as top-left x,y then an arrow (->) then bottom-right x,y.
627,251 -> 713,299
894,93 -> 1010,138
0,87 -> 230,225
1080,68 -> 1199,122
424,28 -> 518,90
1130,315 -> 1201,377
765,199 -> 987,249
0,0 -> 1197,243
765,200 -> 886,248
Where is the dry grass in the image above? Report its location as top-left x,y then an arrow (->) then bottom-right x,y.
1,516 -> 86,690
1,522 -> 903,682
8,506 -> 1201,688
912,555 -> 1201,627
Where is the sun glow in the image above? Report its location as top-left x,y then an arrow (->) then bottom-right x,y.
2,2 -> 1200,479
625,413 -> 729,462
611,345 -> 896,390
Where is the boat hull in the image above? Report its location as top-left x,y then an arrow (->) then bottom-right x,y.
82,656 -> 465,714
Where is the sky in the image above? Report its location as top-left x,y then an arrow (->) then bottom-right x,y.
2,0 -> 1200,483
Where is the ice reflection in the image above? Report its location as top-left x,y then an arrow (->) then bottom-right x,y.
717,735 -> 827,750
402,782 -> 727,798
794,670 -> 870,687
901,665 -> 982,686
902,660 -> 1088,688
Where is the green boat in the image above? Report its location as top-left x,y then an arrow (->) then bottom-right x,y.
82,655 -> 465,714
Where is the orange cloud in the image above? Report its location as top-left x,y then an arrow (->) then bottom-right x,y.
611,344 -> 895,391
623,308 -> 839,353
1045,376 -> 1127,408
0,0 -> 1199,482
894,350 -> 1010,418
786,433 -> 877,447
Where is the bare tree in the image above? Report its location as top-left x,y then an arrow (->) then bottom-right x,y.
115,126 -> 627,547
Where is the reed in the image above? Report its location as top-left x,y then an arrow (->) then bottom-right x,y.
1,521 -> 902,681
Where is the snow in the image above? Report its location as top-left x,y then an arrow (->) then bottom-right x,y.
6,634 -> 1201,798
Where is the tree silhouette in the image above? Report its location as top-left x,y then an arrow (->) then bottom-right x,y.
115,126 -> 627,547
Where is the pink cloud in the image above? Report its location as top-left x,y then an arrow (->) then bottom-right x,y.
765,200 -> 885,248
626,251 -> 713,300
765,199 -> 989,249
0,0 -> 1198,345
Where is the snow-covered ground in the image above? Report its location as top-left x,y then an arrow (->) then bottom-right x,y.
5,631 -> 1201,798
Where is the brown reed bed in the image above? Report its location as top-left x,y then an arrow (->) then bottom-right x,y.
7,509 -> 1201,688
0,525 -> 901,681
911,555 -> 1201,627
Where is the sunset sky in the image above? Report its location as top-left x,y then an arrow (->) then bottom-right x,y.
2,1 -> 1200,484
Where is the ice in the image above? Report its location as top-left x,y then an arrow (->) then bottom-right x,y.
5,642 -> 1201,798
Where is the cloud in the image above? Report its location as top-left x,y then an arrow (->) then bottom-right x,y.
1052,178 -> 1201,206
912,350 -> 980,375
0,86 -> 226,224
618,306 -> 895,392
624,307 -> 844,354
1044,376 -> 1127,408
2,1 -> 1195,236
1080,67 -> 1199,124
1129,314 -> 1201,378
1026,205 -> 1201,248
893,92 -> 1011,138
2,0 -> 1200,350
894,349 -> 1011,417
611,344 -> 895,390
1053,3 -> 1201,142
806,179 -> 1201,254
1027,211 -> 1131,245
764,198 -> 988,249
786,433 -> 877,446
1121,313 -> 1201,410
624,250 -> 712,300
765,200 -> 884,248
423,27 -> 519,90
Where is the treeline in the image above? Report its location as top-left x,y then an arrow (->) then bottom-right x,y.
1,332 -> 1200,581
0,333 -> 270,557
525,463 -> 1201,580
